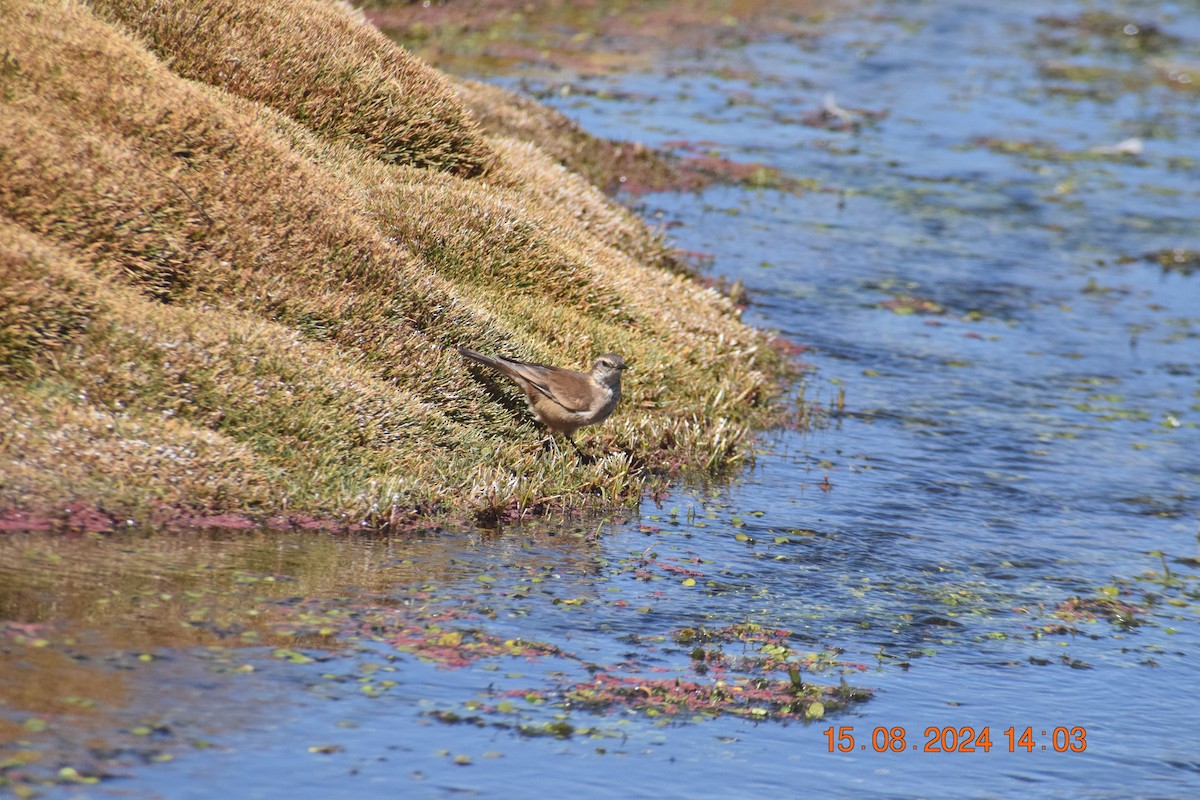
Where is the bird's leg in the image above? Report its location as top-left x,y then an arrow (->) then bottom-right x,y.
565,434 -> 595,465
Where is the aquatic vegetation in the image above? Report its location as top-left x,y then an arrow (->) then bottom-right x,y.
554,670 -> 866,722
1037,11 -> 1183,56
387,619 -> 568,668
1048,594 -> 1146,632
1146,247 -> 1200,276
797,93 -> 889,132
877,295 -> 946,316
423,622 -> 872,728
971,136 -> 1146,163
1033,9 -> 1197,104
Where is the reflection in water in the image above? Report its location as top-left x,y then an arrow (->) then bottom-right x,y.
0,525 -> 630,782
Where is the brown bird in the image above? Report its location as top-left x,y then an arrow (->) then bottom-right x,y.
457,346 -> 627,453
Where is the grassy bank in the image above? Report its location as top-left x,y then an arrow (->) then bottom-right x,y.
0,0 -> 788,529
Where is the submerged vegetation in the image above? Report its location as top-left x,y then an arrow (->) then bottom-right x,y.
0,523 -> 876,790
0,0 -> 791,528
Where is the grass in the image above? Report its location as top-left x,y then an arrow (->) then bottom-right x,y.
0,0 -> 792,529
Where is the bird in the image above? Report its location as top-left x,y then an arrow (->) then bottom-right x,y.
457,345 -> 628,454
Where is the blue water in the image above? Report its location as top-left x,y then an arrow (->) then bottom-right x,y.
7,0 -> 1200,797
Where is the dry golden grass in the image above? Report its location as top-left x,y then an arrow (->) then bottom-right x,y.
0,0 -> 789,528
90,0 -> 495,176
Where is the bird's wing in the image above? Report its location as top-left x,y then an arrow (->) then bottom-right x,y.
459,347 -> 594,413
505,362 -> 594,413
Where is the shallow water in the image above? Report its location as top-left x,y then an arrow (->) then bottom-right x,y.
3,0 -> 1199,796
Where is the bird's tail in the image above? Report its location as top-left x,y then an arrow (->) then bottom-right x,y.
458,345 -> 527,374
